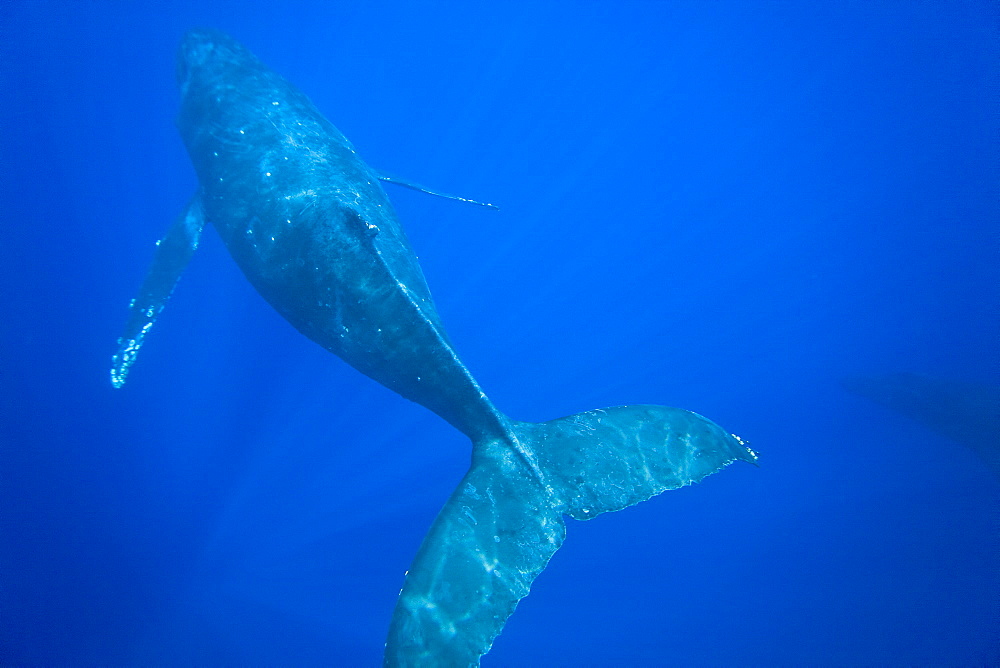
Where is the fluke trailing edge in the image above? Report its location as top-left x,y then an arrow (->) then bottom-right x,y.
112,29 -> 758,666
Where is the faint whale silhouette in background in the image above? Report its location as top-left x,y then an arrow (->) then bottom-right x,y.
843,372 -> 1000,480
112,29 -> 757,667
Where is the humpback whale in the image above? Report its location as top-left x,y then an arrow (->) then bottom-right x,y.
112,29 -> 757,666
844,373 -> 1000,480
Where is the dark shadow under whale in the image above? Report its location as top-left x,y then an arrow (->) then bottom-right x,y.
112,29 -> 757,667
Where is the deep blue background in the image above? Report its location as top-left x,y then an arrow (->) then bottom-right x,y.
2,1 -> 998,665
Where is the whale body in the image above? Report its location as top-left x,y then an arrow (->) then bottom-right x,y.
844,373 -> 1000,480
112,29 -> 757,666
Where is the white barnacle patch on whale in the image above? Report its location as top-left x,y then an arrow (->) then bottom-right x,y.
283,188 -> 319,202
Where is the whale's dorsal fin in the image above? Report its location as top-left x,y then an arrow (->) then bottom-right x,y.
375,170 -> 500,211
110,196 -> 205,388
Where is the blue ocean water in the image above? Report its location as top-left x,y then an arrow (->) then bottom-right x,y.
2,1 -> 998,665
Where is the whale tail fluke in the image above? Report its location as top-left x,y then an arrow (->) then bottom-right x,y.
385,404 -> 756,667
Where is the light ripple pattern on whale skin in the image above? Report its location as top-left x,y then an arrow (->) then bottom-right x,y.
111,28 -> 757,667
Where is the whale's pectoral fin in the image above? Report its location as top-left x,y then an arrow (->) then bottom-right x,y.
375,169 -> 499,211
385,405 -> 757,667
110,196 -> 205,388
